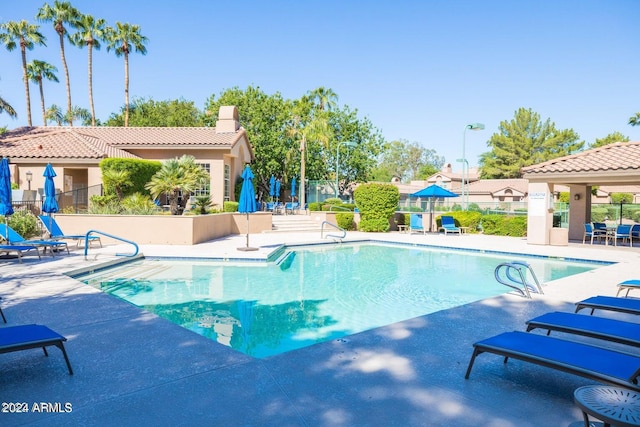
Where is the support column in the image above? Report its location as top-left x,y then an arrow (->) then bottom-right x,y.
527,182 -> 555,245
568,185 -> 589,241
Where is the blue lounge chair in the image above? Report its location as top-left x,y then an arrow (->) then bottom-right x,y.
0,297 -> 5,323
464,331 -> 640,390
0,244 -> 41,262
575,295 -> 640,316
0,225 -> 69,256
409,214 -> 425,234
38,215 -> 102,248
616,279 -> 640,297
526,311 -> 640,348
0,324 -> 73,375
439,215 -> 461,235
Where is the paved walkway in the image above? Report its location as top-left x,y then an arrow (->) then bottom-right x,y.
0,231 -> 639,426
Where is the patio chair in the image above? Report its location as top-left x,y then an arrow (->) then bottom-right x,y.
616,279 -> 640,297
0,324 -> 73,375
575,295 -> 640,315
285,202 -> 300,215
632,224 -> 640,245
0,244 -> 41,263
0,225 -> 69,256
409,214 -> 425,234
583,223 -> 606,244
439,215 -> 461,235
464,330 -> 640,390
526,311 -> 640,348
613,224 -> 632,246
38,215 -> 102,248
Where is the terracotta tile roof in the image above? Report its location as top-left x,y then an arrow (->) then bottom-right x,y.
0,126 -> 246,160
521,141 -> 640,175
467,178 -> 529,195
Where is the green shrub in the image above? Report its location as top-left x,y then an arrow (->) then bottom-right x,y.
354,183 -> 399,232
7,209 -> 38,238
590,207 -> 608,222
121,193 -> 159,215
323,198 -> 343,205
308,202 -> 322,211
480,214 -> 527,237
224,201 -> 239,212
336,212 -> 355,230
100,158 -> 161,198
193,195 -> 212,214
611,192 -> 634,203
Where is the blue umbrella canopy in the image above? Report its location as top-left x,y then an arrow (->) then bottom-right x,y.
0,158 -> 13,217
269,175 -> 275,198
238,165 -> 257,214
275,179 -> 281,201
42,163 -> 59,214
238,165 -> 258,251
411,184 -> 459,198
290,177 -> 297,199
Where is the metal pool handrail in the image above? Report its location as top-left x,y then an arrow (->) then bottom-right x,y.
83,230 -> 139,259
321,221 -> 346,239
494,261 -> 544,298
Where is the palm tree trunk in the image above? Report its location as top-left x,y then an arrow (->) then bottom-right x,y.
38,78 -> 46,126
87,43 -> 95,126
20,47 -> 32,126
58,31 -> 72,126
124,51 -> 129,127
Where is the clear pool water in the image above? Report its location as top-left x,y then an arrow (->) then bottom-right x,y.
78,242 -> 600,358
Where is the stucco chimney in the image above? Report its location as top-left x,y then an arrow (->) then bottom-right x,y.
215,106 -> 240,133
442,163 -> 452,173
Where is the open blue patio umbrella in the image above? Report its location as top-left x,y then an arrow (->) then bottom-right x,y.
0,158 -> 14,241
290,177 -> 297,200
410,184 -> 459,232
238,165 -> 258,251
269,175 -> 275,200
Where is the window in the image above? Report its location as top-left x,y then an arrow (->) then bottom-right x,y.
224,164 -> 230,201
194,163 -> 211,197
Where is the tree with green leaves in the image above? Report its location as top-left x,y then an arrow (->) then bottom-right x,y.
105,22 -> 148,127
589,131 -> 630,149
45,103 -> 64,125
479,108 -> 583,179
0,20 -> 47,126
70,13 -> 107,126
27,59 -> 59,126
374,139 -> 444,182
37,1 -> 80,121
0,95 -> 17,120
307,86 -> 338,111
629,112 -> 640,127
105,97 -> 204,126
145,155 -> 210,215
64,105 -> 90,126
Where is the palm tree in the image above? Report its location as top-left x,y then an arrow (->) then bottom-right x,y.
70,14 -> 106,126
0,95 -> 17,119
45,104 -> 64,125
64,105 -> 90,126
36,1 -> 80,121
27,59 -> 59,126
629,113 -> 640,127
105,22 -> 148,127
308,87 -> 338,111
145,155 -> 209,215
0,20 -> 47,126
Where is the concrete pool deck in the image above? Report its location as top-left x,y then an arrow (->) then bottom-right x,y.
1,231 -> 639,426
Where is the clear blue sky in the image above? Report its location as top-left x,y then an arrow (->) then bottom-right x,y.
1,0 -> 639,169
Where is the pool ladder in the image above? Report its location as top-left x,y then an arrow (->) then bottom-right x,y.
321,221 -> 346,239
83,230 -> 139,260
494,261 -> 544,299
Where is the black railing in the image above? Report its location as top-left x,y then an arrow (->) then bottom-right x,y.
11,184 -> 103,214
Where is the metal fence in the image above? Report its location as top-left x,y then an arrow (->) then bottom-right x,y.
11,184 -> 103,215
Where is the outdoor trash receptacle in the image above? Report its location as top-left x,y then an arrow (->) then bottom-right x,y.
549,227 -> 568,246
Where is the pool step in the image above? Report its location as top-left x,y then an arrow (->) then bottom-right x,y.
268,215 -> 322,233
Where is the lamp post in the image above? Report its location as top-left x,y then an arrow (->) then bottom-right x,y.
461,123 -> 484,209
26,170 -> 32,191
335,141 -> 357,198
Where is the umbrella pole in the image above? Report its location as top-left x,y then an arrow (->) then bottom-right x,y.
246,212 -> 250,248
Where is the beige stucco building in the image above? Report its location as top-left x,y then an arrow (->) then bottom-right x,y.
0,106 -> 253,210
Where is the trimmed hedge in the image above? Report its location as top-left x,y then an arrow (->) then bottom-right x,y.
99,158 -> 161,198
336,212 -> 356,230
354,183 -> 399,232
479,214 -> 527,237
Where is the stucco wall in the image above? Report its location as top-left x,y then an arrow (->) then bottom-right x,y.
53,212 -> 272,245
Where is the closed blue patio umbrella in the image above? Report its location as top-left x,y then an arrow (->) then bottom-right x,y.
0,158 -> 14,241
42,163 -> 59,235
410,184 -> 459,232
238,165 -> 258,251
275,179 -> 281,204
269,175 -> 275,200
290,177 -> 297,200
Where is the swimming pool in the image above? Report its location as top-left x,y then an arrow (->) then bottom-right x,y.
76,242 -> 601,358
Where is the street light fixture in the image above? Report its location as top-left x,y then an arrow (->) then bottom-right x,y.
335,140 -> 357,198
461,123 -> 484,209
26,170 -> 32,191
